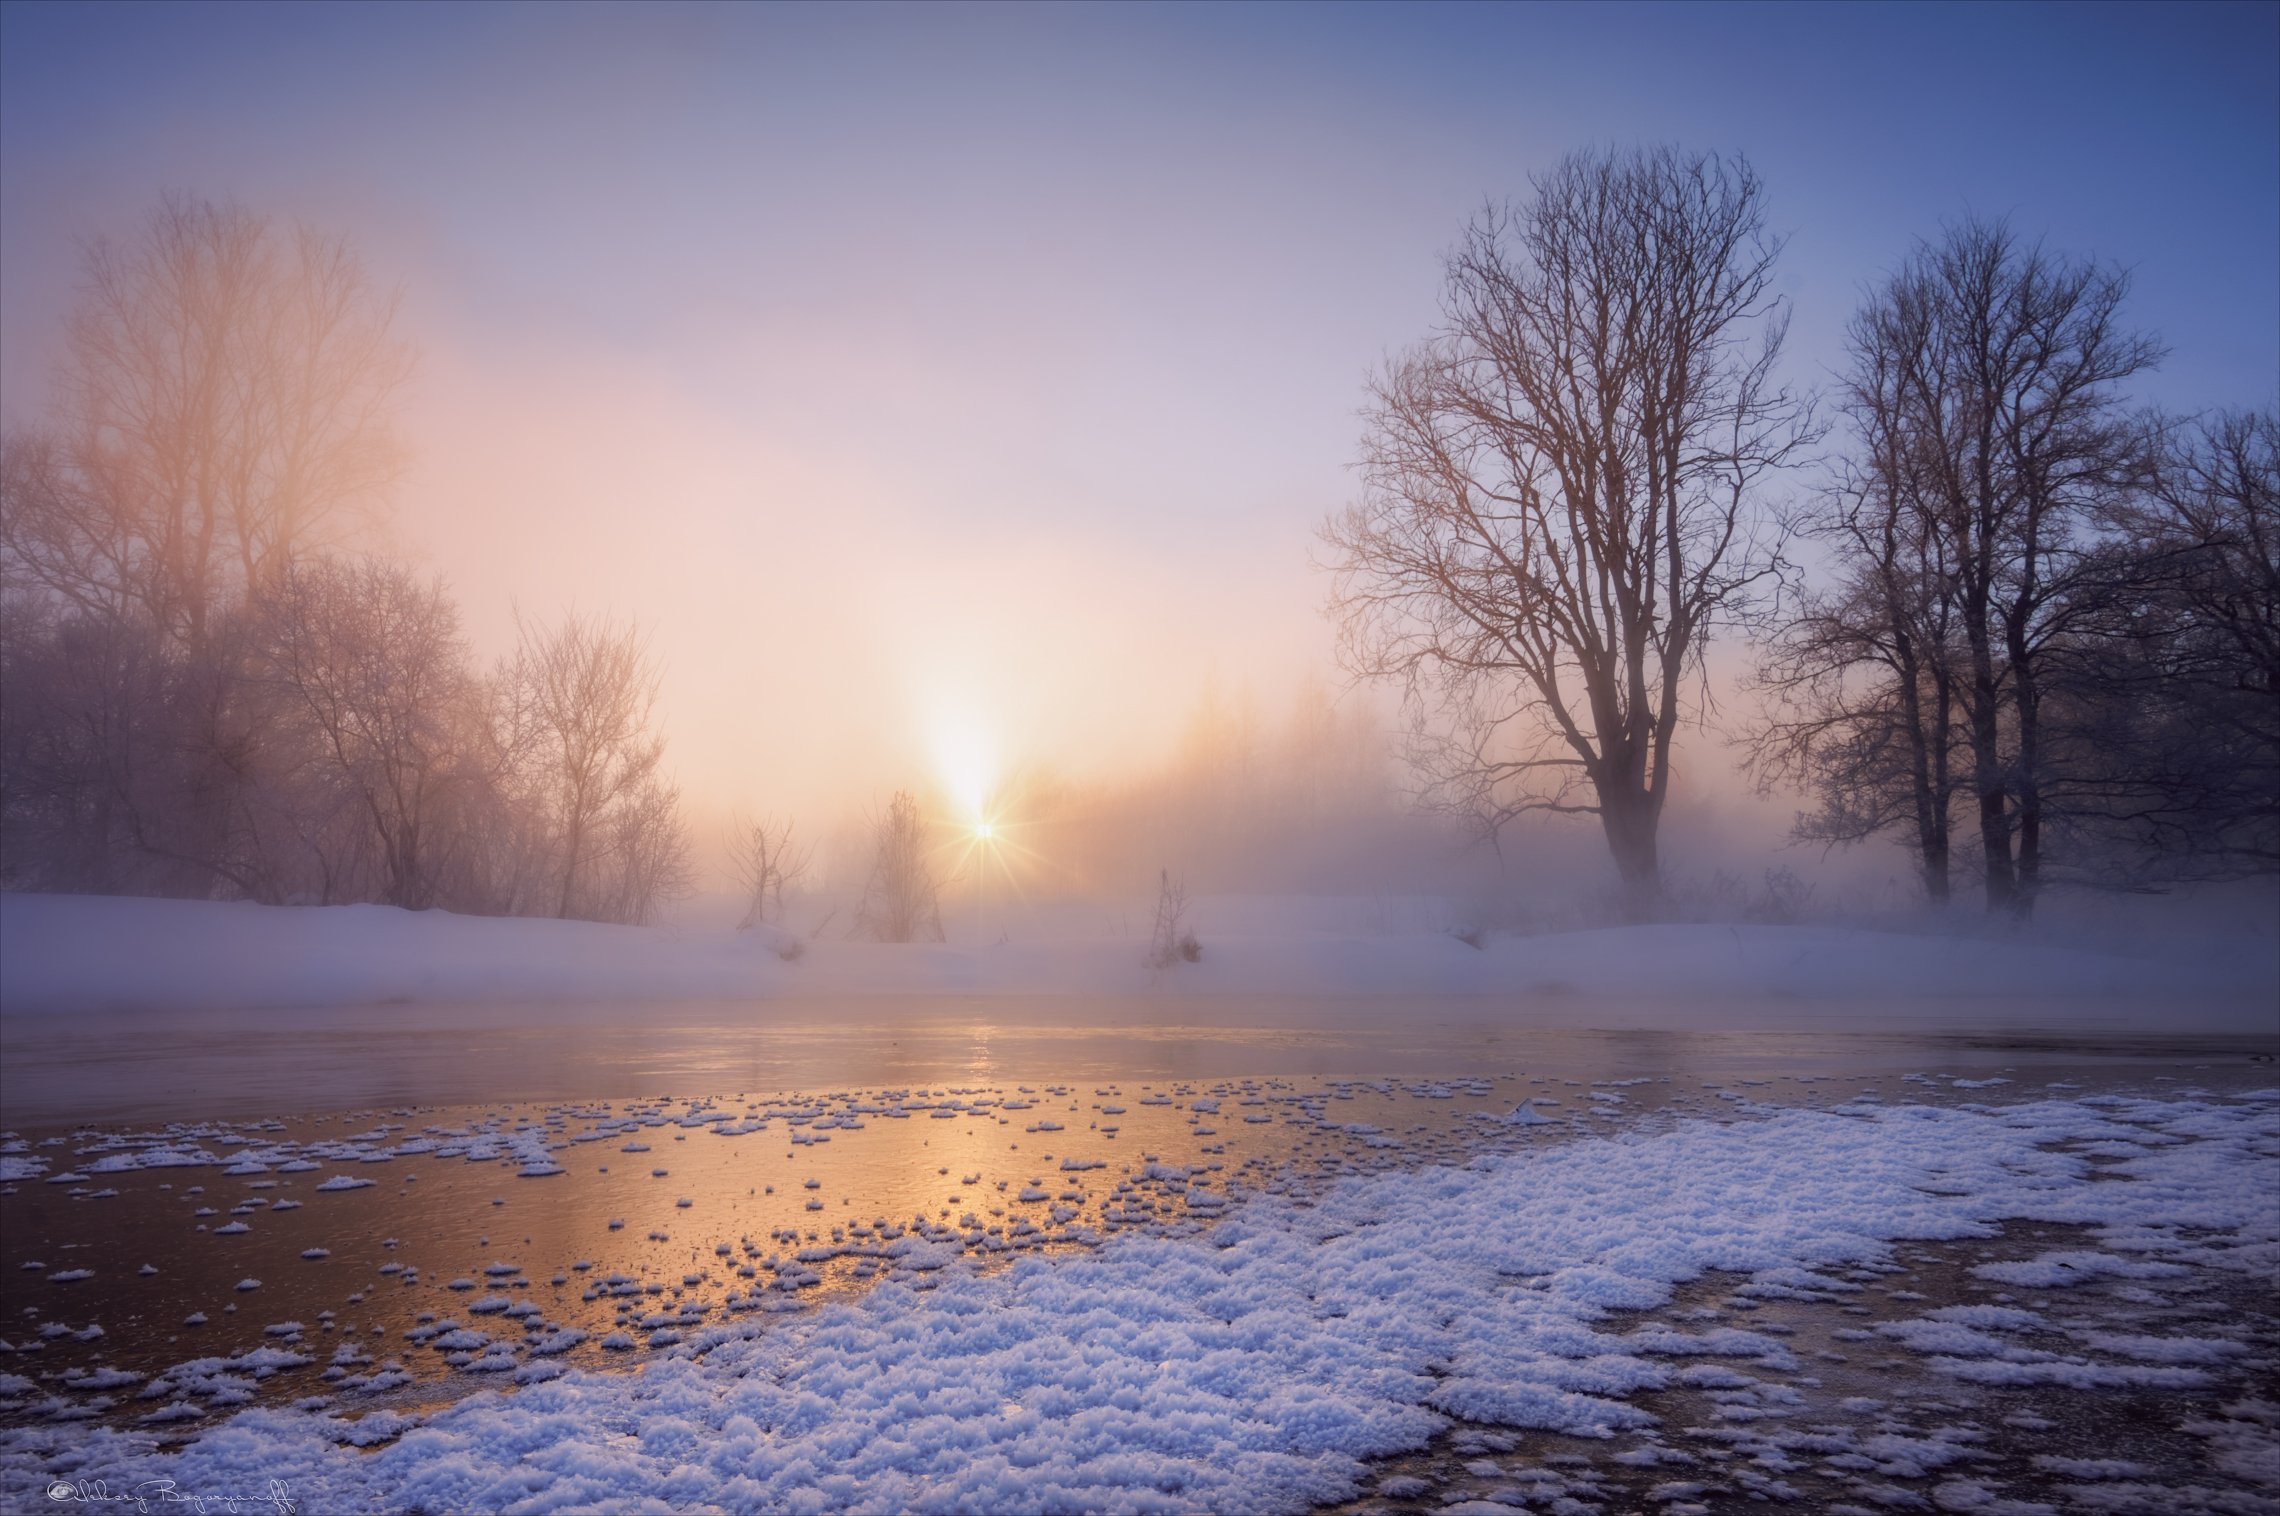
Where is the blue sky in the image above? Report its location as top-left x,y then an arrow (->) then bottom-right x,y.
2,0 -> 2274,816
7,1 -> 2271,406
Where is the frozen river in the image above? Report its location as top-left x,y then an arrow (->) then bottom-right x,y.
3,994 -> 2275,1514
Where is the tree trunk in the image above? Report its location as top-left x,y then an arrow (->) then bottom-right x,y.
1892,631 -> 1953,907
2006,609 -> 2043,921
1971,747 -> 2013,911
557,820 -> 584,919
1961,591 -> 2015,911
1597,788 -> 1662,920
1924,665 -> 1957,904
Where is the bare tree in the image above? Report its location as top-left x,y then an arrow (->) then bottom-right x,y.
0,554 -> 302,902
245,555 -> 478,909
0,588 -> 178,892
3,196 -> 409,654
728,813 -> 812,928
502,610 -> 683,922
0,432 -> 138,624
1750,307 -> 1971,903
2144,410 -> 2280,870
1324,146 -> 1811,915
2049,409 -> 2280,878
1840,219 -> 2159,915
854,790 -> 942,943
1146,868 -> 1200,968
589,776 -> 694,926
0,196 -> 410,897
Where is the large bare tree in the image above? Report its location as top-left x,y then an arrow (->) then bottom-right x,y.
1324,146 -> 1811,913
2148,411 -> 2280,872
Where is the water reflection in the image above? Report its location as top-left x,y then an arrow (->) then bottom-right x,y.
3,1047 -> 2271,1439
1,1074 -> 1548,1431
2,994 -> 2268,1127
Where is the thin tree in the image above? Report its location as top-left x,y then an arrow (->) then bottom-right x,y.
1146,868 -> 1200,967
503,610 -> 674,920
1324,146 -> 1811,915
728,813 -> 812,928
246,555 -> 475,909
1751,313 -> 1970,902
2142,409 -> 2279,870
591,776 -> 695,926
854,790 -> 942,943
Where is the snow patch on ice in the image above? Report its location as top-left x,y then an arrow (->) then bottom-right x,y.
3,1090 -> 2272,1513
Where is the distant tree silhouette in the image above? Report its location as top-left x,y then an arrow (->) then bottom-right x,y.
855,790 -> 942,943
729,813 -> 811,928
501,609 -> 690,923
0,195 -> 410,896
1146,868 -> 1200,968
2054,409 -> 2279,879
2,195 -> 409,654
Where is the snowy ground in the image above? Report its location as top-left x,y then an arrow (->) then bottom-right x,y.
4,1075 -> 2276,1514
3,892 -> 2274,1025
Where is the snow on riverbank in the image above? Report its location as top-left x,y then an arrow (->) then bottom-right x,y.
3,1089 -> 2273,1512
3,892 -> 2272,1019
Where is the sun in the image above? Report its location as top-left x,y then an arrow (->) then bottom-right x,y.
930,711 -> 997,824
974,821 -> 995,840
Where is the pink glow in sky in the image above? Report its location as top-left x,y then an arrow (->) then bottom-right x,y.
4,3 -> 2272,848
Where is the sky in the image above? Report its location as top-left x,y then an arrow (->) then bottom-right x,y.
2,0 -> 2276,850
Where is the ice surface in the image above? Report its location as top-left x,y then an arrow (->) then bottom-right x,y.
2,1089 -> 2271,1512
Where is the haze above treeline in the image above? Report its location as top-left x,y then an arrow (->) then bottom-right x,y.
0,4 -> 2272,929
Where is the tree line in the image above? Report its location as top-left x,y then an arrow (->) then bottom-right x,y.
1327,146 -> 2275,919
1751,224 -> 2273,912
0,197 -> 691,922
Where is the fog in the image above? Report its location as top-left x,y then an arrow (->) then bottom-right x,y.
392,332 -> 1329,823
2,4 -> 2272,921
385,333 -> 1863,909
9,18 -> 2280,1516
